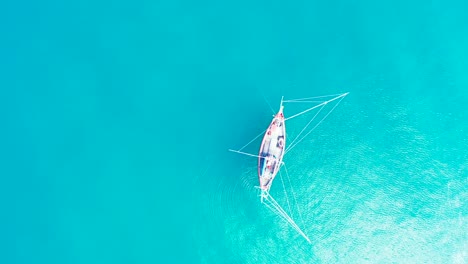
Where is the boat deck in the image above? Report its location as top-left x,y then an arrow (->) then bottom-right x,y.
258,115 -> 285,190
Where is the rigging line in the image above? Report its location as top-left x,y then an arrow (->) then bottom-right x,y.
263,199 -> 295,228
262,192 -> 294,223
265,193 -> 296,227
263,197 -> 288,222
285,96 -> 345,155
283,163 -> 305,229
264,193 -> 311,242
285,95 -> 346,155
262,199 -> 304,237
285,105 -> 324,153
279,169 -> 293,218
263,196 -> 303,236
284,101 -> 327,121
264,203 -> 308,243
284,93 -> 348,121
261,181 -> 302,234
264,193 -> 298,228
285,93 -> 345,101
282,100 -> 326,103
228,149 -> 262,158
238,128 -> 267,151
286,104 -> 325,153
261,92 -> 276,115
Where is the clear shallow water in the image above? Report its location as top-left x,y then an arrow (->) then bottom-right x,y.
0,0 -> 467,263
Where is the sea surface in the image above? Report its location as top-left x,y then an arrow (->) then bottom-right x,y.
0,0 -> 467,263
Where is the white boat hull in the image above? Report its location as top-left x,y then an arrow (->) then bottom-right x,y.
258,107 -> 285,192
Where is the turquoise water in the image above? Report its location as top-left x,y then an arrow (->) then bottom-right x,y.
1,0 -> 467,263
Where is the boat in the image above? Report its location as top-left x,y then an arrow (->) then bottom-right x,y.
229,92 -> 349,243
258,98 -> 285,194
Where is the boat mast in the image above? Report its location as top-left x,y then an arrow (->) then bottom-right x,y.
279,96 -> 284,113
